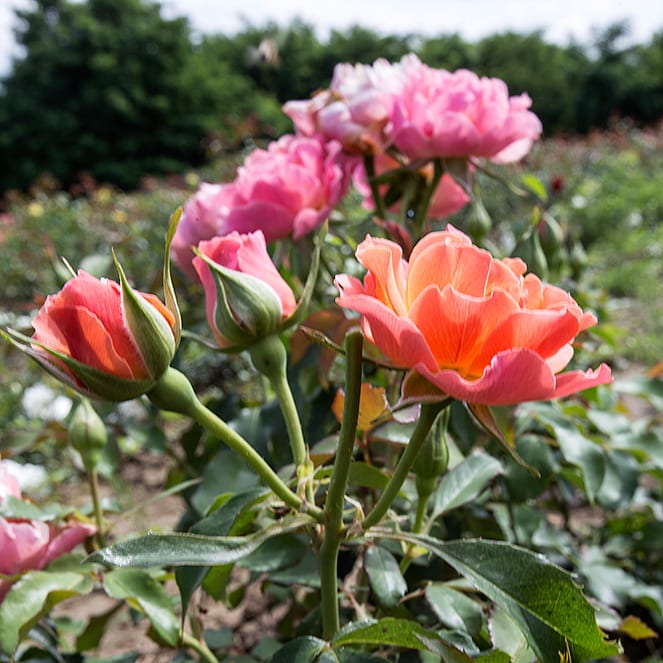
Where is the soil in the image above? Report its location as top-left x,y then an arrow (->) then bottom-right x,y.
51,452 -> 281,662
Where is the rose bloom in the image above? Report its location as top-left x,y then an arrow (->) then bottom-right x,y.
173,135 -> 349,277
194,230 -> 297,349
388,65 -> 542,163
353,153 -> 470,220
284,54 -> 419,155
27,271 -> 178,401
0,457 -> 96,601
335,226 -> 612,406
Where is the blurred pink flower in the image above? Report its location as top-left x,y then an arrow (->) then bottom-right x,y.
284,54 -> 419,155
389,66 -> 542,163
0,213 -> 14,243
173,135 -> 349,277
0,457 -> 96,602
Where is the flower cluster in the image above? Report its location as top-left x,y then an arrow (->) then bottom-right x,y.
0,457 -> 96,601
7,54 -> 606,420
172,134 -> 350,275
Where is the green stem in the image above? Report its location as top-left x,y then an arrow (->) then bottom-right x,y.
361,400 -> 450,531
181,632 -> 220,663
249,335 -> 307,468
411,158 -> 444,235
88,469 -> 105,548
148,367 -> 324,523
364,154 -> 388,221
320,331 -> 363,639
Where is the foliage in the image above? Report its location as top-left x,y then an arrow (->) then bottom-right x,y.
1,49 -> 663,663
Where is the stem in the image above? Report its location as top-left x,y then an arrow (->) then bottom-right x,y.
148,367 -> 324,523
411,158 -> 444,235
320,331 -> 363,639
270,360 -> 307,468
249,335 -> 307,468
364,154 -> 388,221
88,469 -> 105,548
181,632 -> 220,663
361,400 -> 450,531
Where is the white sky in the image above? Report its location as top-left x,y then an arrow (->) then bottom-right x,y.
2,0 -> 663,76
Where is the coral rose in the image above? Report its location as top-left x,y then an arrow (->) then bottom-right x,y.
194,231 -> 297,350
173,135 -> 349,277
0,457 -> 96,601
335,226 -> 612,405
389,66 -> 542,163
9,270 -> 178,401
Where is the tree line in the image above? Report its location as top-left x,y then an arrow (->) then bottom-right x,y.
1,0 -> 662,194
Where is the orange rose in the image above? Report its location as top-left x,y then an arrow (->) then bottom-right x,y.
335,225 -> 611,405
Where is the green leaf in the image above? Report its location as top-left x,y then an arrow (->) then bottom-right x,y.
239,534 -> 308,573
521,174 -> 548,202
348,462 -> 391,491
76,604 -> 123,651
87,515 -> 311,568
364,546 -> 407,609
163,207 -> 182,342
268,636 -> 327,662
332,618 -> 446,652
0,571 -> 93,655
432,451 -> 503,517
525,403 -> 606,503
103,568 -> 179,646
489,605 -> 537,662
372,532 -> 621,662
425,583 -> 484,638
176,488 -> 266,623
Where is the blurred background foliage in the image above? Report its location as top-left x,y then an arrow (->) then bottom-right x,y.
2,0 -> 663,193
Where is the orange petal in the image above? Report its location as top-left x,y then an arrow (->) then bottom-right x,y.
408,286 -> 518,377
355,236 -> 408,315
407,241 -> 493,303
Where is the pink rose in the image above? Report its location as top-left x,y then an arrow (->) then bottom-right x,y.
389,66 -> 542,163
0,457 -> 96,601
171,183 -> 232,279
335,226 -> 612,406
173,135 -> 349,277
193,231 -> 297,349
353,153 -> 470,220
284,55 -> 419,155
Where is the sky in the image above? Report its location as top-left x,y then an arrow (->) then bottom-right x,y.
2,0 -> 663,76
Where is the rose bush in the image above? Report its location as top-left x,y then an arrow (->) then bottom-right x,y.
335,225 -> 612,405
0,458 -> 96,601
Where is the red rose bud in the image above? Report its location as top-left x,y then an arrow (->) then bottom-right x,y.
5,263 -> 178,402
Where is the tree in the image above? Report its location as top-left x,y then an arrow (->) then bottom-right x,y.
0,0 -> 262,191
